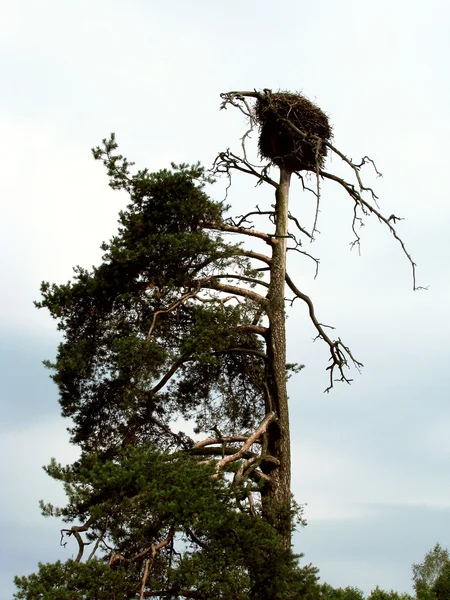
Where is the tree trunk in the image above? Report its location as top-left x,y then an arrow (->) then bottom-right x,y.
262,167 -> 292,547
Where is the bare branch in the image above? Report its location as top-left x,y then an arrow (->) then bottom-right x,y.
233,207 -> 275,227
220,90 -> 265,105
220,90 -> 419,292
212,149 -> 278,188
139,559 -> 151,600
319,169 -> 421,290
288,211 -> 313,240
285,239 -> 320,278
202,278 -> 269,307
192,435 -> 261,450
196,294 -> 233,304
247,490 -> 257,516
215,411 -> 277,471
324,142 -> 382,203
285,272 -> 363,391
189,447 -> 257,458
202,220 -> 275,246
60,517 -> 95,563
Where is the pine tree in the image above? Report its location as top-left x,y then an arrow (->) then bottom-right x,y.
14,90 -> 417,599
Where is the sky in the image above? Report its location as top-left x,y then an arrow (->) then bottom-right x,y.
1,0 -> 450,597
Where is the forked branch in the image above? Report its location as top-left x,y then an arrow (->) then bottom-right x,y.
320,169 -> 421,290
60,517 -> 95,562
202,219 -> 275,246
215,411 -> 277,472
213,149 -> 277,188
285,272 -> 363,391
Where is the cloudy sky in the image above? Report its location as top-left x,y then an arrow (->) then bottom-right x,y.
1,0 -> 450,597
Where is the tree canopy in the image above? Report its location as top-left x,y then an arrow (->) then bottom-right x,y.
413,543 -> 450,600
19,145 -> 315,598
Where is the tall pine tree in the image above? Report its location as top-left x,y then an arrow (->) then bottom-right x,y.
15,90 -> 417,599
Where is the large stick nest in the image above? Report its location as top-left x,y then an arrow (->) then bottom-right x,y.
255,91 -> 332,173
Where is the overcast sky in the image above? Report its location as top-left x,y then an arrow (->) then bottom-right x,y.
1,0 -> 450,598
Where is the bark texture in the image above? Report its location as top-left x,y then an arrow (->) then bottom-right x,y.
262,167 -> 292,546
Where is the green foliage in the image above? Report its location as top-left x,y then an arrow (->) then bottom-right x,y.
36,138 -> 266,453
433,562 -> 450,600
320,583 -> 365,600
13,559 -> 133,599
319,585 -> 414,600
16,136 -> 314,598
20,445 -> 318,599
413,543 -> 450,600
368,586 -> 414,600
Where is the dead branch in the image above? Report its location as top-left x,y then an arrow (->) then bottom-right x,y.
212,149 -> 278,188
192,436 -> 261,450
288,210 -> 314,240
285,272 -> 363,392
285,236 -> 320,278
215,411 -> 277,472
319,169 -> 420,290
325,142 -> 382,203
139,558 -> 151,600
202,278 -> 269,307
220,90 -> 263,112
247,490 -> 257,516
195,293 -> 245,308
189,447 -> 257,458
221,90 -> 421,290
233,206 -> 276,227
233,456 -> 258,491
60,517 -> 95,562
203,219 -> 275,246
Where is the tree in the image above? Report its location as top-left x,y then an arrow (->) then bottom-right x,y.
413,544 -> 450,600
320,583 -> 365,600
319,583 -> 414,600
367,586 -> 414,600
433,562 -> 450,600
14,90 -> 417,598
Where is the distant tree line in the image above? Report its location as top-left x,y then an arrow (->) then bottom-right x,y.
14,542 -> 449,598
316,543 -> 450,600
